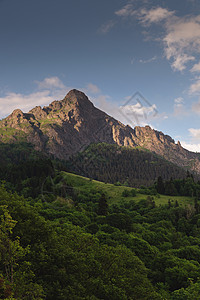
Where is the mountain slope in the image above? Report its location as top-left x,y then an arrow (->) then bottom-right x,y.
0,89 -> 200,174
66,143 -> 191,186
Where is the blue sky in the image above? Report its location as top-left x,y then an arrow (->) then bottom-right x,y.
1,0 -> 200,152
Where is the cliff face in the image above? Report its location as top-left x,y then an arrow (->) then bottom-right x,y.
0,89 -> 200,173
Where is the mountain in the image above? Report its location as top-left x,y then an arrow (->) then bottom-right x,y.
0,89 -> 200,174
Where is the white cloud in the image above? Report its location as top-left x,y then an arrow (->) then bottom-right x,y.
0,77 -> 69,119
189,128 -> 200,140
120,102 -> 157,117
139,7 -> 174,24
171,54 -> 195,72
174,97 -> 184,104
0,91 -> 55,118
36,76 -> 66,90
191,61 -> 200,72
116,5 -> 200,72
189,79 -> 200,95
137,11 -> 200,72
115,5 -> 173,23
181,141 -> 200,152
154,13 -> 200,73
181,128 -> 200,152
163,18 -> 200,71
178,128 -> 200,152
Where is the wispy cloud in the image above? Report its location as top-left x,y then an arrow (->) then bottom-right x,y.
174,97 -> 184,104
191,99 -> 200,113
163,18 -> 200,72
171,54 -> 195,72
85,83 -> 101,94
138,7 -> 174,24
190,61 -> 200,73
115,5 -> 174,24
173,97 -> 188,117
99,20 -> 116,34
115,4 -> 135,17
115,4 -> 200,73
139,55 -> 157,64
140,11 -> 200,72
189,78 -> 200,95
35,76 -> 66,90
189,128 -> 200,139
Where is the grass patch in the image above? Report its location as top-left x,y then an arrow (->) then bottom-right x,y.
61,171 -> 193,206
0,127 -> 27,142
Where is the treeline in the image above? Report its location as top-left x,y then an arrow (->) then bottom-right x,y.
67,143 -> 191,187
0,142 -> 197,197
0,143 -> 55,198
155,172 -> 200,198
0,142 -> 43,165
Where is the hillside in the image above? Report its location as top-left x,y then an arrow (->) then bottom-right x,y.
0,89 -> 199,175
1,168 -> 199,299
66,143 -> 192,186
58,171 -> 194,206
0,143 -> 199,298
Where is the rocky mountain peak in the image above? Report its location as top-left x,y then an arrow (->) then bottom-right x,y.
64,89 -> 87,99
0,89 -> 199,173
63,89 -> 94,109
10,109 -> 24,117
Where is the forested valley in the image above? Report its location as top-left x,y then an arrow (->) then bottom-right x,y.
0,143 -> 200,299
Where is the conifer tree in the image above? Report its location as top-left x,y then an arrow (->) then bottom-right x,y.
98,193 -> 108,215
157,176 -> 165,194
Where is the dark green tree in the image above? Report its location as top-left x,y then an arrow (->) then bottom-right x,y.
98,193 -> 108,215
157,176 -> 165,194
194,198 -> 200,214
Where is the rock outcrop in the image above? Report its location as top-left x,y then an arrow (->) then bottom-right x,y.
0,89 -> 200,173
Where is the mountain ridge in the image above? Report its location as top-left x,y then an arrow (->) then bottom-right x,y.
0,89 -> 200,174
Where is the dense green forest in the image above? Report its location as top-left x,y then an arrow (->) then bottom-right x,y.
66,143 -> 192,187
0,142 -> 200,299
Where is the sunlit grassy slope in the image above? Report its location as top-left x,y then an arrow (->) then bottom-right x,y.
61,171 -> 193,207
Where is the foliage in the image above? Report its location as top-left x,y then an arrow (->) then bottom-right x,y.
155,174 -> 200,198
66,143 -> 189,187
0,142 -> 200,298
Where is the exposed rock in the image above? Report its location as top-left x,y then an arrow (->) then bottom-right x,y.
0,89 -> 200,174
29,106 -> 47,119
